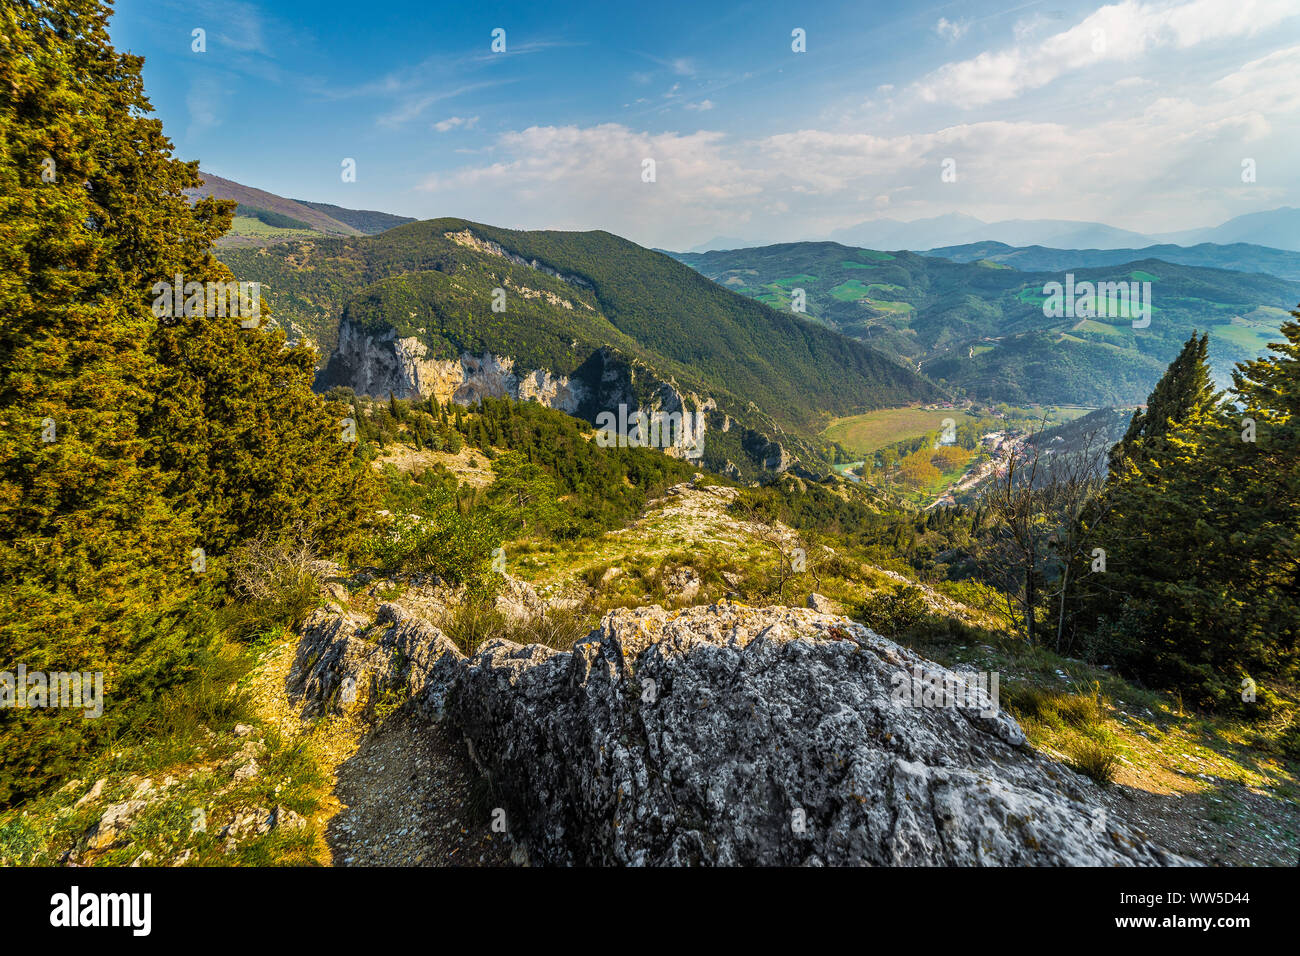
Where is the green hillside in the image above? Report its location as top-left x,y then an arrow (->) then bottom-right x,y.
293,200 -> 416,235
220,219 -> 942,440
926,240 -> 1300,283
673,243 -> 1300,405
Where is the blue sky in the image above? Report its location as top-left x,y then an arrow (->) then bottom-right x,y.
110,0 -> 1300,248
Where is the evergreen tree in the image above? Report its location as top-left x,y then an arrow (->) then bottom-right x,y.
0,0 -> 375,803
0,0 -> 210,801
1085,321 -> 1299,703
1109,332 -> 1217,471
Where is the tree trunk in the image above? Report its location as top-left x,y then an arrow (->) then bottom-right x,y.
1025,563 -> 1036,645
1055,562 -> 1071,653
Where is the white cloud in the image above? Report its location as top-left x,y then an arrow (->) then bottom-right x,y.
935,18 -> 968,41
410,35 -> 1300,247
685,99 -> 714,111
434,115 -> 480,132
914,0 -> 1299,108
377,82 -> 503,128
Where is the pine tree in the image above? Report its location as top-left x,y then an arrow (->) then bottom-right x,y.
1084,321 -> 1299,702
0,0 -> 210,801
1109,332 -> 1217,471
0,0 -> 376,803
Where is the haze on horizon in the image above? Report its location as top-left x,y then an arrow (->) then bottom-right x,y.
111,0 -> 1300,249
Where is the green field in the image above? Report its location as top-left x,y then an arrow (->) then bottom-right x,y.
864,297 -> 914,314
228,215 -> 318,239
829,279 -> 873,301
1214,322 -> 1279,352
823,407 -> 976,456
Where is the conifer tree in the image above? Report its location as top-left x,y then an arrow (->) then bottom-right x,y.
1085,322 -> 1299,702
0,0 -> 212,801
0,0 -> 375,802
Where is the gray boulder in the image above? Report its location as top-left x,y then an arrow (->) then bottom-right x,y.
290,601 -> 1195,866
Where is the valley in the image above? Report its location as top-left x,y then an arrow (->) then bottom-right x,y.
673,242 -> 1300,405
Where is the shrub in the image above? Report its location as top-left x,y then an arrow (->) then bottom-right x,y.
854,584 -> 931,634
435,599 -> 507,656
220,530 -> 323,641
1066,738 -> 1120,785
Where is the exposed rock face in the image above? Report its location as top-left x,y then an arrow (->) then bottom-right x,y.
289,601 -> 1194,867
288,602 -> 465,720
321,321 -> 590,411
444,229 -> 594,291
322,322 -> 725,462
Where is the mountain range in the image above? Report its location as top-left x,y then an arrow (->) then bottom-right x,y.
217,219 -> 939,478
201,174 -> 1300,444
690,207 -> 1300,254
923,240 -> 1300,282
185,170 -> 415,246
671,242 -> 1300,406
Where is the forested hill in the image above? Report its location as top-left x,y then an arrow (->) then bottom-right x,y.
219,218 -> 942,435
672,241 -> 1300,406
923,240 -> 1300,282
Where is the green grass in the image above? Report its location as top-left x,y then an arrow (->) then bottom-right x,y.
227,215 -> 319,239
863,297 -> 915,314
829,279 -> 873,301
1076,318 -> 1128,338
1214,322 -> 1279,352
822,407 -> 975,456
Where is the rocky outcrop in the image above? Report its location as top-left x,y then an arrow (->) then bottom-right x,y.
319,321 -> 590,411
321,324 -> 726,462
444,229 -> 594,291
289,601 -> 1195,867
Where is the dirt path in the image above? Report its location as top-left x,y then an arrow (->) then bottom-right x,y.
326,714 -> 516,867
247,637 -> 517,867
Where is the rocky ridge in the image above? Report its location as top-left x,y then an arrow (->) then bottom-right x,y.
288,597 -> 1196,867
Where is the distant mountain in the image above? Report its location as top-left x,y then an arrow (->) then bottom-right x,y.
1151,207 -> 1300,252
829,214 -> 1153,251
686,236 -> 768,253
829,207 -> 1300,253
924,240 -> 1300,282
672,241 -> 1300,407
187,171 -> 414,246
185,171 -> 361,242
292,200 -> 415,236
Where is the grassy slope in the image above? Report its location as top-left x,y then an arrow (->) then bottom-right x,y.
4,422 -> 1295,866
187,171 -> 360,238
824,407 -> 976,456
673,242 -> 1300,406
